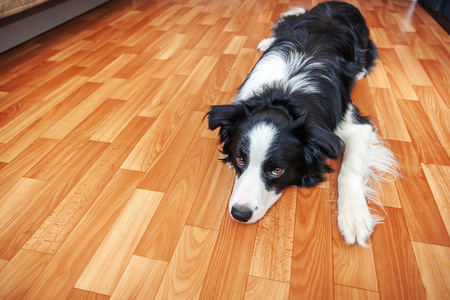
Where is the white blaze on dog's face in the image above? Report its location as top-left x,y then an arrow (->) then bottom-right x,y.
229,123 -> 281,223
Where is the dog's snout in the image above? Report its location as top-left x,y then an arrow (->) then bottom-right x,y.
231,206 -> 253,222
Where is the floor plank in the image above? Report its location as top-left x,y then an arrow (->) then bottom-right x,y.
377,48 -> 418,100
41,78 -> 127,140
244,276 -> 290,300
334,285 -> 380,300
0,178 -> 46,232
411,242 -> 450,300
66,288 -> 110,300
25,99 -> 124,181
0,259 -> 8,274
391,141 -> 450,246
372,207 -> 427,300
0,249 -> 53,300
23,170 -> 144,299
290,188 -> 333,300
110,256 -> 167,300
397,99 -> 450,165
414,86 -> 450,148
249,187 -> 296,283
155,226 -> 218,299
371,88 -> 411,142
0,76 -> 90,143
393,45 -> 432,86
137,111 -> 205,192
0,138 -> 58,196
186,152 -> 234,230
421,163 -> 450,235
134,137 -> 217,261
199,216 -> 258,300
0,140 -> 109,260
75,189 -> 164,295
0,81 -> 102,163
23,116 -> 155,255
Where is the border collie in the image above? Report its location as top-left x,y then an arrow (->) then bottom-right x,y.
207,1 -> 398,246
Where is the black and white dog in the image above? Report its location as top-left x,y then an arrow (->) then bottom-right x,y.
207,1 -> 397,246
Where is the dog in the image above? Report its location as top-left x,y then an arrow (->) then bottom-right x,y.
206,1 -> 398,247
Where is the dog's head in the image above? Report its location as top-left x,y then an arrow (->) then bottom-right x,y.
207,99 -> 341,223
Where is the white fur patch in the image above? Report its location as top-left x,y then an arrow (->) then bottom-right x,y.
289,68 -> 321,94
237,51 -> 324,101
229,123 -> 281,223
334,105 -> 399,247
238,52 -> 287,100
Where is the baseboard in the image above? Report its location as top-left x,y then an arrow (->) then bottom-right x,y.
0,0 -> 111,54
418,0 -> 450,34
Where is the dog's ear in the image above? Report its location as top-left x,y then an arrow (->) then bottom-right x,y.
292,116 -> 341,160
301,174 -> 324,187
306,123 -> 342,159
292,118 -> 341,187
206,104 -> 239,131
206,104 -> 247,158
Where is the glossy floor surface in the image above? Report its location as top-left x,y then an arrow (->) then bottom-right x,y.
0,0 -> 449,299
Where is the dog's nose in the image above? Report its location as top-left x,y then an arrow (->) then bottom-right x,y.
231,206 -> 253,222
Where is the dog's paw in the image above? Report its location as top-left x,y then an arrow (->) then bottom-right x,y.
337,203 -> 376,247
281,7 -> 306,17
257,38 -> 276,52
355,68 -> 367,80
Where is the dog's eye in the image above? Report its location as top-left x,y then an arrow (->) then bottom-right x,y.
271,167 -> 285,177
236,156 -> 245,167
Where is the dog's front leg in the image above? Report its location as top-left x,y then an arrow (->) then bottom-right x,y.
335,105 -> 398,247
334,104 -> 392,248
336,123 -> 378,247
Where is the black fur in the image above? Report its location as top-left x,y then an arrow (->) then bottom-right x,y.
206,1 -> 377,193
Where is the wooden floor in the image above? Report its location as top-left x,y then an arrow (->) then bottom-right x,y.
0,0 -> 449,299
